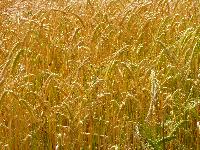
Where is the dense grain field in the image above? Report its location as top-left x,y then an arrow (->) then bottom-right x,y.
0,0 -> 200,149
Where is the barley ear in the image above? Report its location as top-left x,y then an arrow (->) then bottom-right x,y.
145,69 -> 158,123
11,49 -> 24,73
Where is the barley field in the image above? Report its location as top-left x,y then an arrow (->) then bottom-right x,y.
0,0 -> 200,149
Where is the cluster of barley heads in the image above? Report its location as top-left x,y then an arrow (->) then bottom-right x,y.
0,0 -> 199,149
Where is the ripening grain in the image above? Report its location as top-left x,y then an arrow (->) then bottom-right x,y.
0,0 -> 200,149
